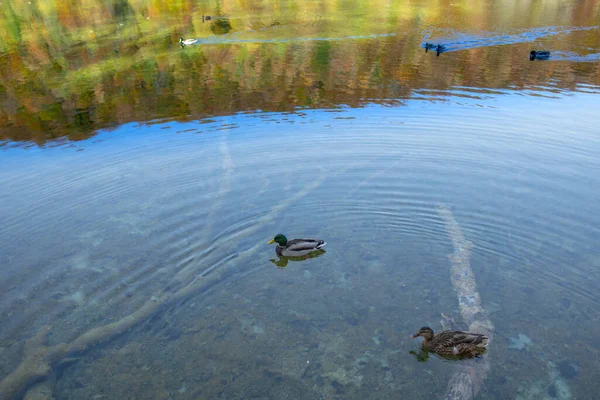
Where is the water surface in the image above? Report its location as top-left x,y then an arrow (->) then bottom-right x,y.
1,1 -> 600,399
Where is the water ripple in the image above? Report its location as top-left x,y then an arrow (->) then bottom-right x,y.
422,25 -> 599,53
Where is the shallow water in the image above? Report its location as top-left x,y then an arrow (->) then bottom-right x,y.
1,1 -> 600,399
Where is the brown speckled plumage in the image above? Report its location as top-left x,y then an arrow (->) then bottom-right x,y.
412,326 -> 489,357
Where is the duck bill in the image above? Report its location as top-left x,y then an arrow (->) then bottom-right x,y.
410,333 -> 419,339
267,239 -> 275,244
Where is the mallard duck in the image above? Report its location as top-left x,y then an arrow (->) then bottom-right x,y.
530,50 -> 550,61
436,44 -> 446,56
411,326 -> 489,357
311,80 -> 325,90
179,37 -> 198,46
267,234 -> 326,257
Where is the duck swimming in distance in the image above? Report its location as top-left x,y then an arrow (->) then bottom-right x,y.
530,50 -> 550,60
179,37 -> 198,47
436,44 -> 446,56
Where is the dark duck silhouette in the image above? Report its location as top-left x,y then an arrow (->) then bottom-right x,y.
530,50 -> 550,60
436,44 -> 446,56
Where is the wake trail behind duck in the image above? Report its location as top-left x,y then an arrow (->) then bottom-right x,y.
422,25 -> 598,53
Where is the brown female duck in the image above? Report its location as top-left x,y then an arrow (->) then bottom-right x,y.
411,326 -> 489,357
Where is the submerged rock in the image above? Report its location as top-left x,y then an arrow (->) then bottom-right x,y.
509,333 -> 532,350
330,379 -> 345,394
557,361 -> 579,380
553,375 -> 572,399
516,361 -> 572,400
252,320 -> 266,335
559,297 -> 572,309
484,301 -> 502,314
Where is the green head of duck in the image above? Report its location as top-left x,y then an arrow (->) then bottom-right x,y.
268,234 -> 287,246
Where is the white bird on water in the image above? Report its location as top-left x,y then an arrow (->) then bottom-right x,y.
179,37 -> 198,46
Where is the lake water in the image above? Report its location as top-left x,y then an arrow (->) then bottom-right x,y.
1,1 -> 600,399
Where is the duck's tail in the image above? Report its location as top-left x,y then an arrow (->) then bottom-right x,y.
477,336 -> 490,348
316,241 -> 326,249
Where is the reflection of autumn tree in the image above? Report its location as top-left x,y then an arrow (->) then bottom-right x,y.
210,18 -> 233,35
112,0 -> 134,20
210,1 -> 233,35
1,0 -> 600,144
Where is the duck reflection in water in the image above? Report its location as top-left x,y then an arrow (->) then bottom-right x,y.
409,347 -> 486,363
409,348 -> 431,362
269,249 -> 327,268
